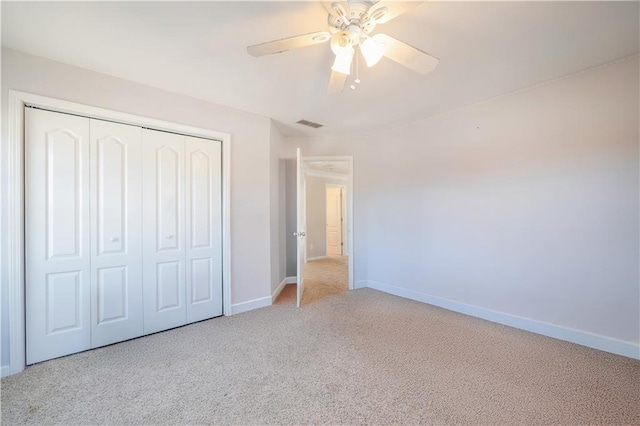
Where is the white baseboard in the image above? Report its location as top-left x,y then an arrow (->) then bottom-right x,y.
362,280 -> 640,360
306,255 -> 327,262
272,277 -> 287,303
233,277 -> 299,314
354,280 -> 368,289
231,296 -> 272,315
1,365 -> 11,378
271,276 -> 298,303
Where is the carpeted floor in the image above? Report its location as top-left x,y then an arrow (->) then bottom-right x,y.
2,282 -> 639,424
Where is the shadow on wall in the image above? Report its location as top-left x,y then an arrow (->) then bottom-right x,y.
284,159 -> 297,277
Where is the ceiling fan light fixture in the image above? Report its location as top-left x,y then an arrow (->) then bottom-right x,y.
330,31 -> 352,55
360,35 -> 385,67
331,48 -> 354,75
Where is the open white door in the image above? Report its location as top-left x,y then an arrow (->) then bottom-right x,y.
296,148 -> 306,308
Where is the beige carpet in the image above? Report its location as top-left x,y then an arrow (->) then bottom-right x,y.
2,286 -> 639,424
277,255 -> 349,306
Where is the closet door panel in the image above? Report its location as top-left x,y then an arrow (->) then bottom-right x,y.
90,119 -> 143,348
142,129 -> 187,334
25,108 -> 91,365
191,258 -> 213,304
97,266 -> 127,322
185,136 -> 223,322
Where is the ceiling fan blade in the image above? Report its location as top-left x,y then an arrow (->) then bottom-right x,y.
324,2 -> 351,31
327,70 -> 348,95
322,1 -> 350,17
376,34 -> 439,75
247,31 -> 330,57
322,1 -> 336,15
373,1 -> 423,24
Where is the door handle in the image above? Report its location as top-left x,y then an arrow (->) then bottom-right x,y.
293,232 -> 306,237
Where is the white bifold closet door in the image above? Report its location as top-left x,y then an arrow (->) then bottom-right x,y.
184,135 -> 223,324
26,109 -> 222,365
26,108 -> 92,365
142,129 -> 222,334
26,109 -> 143,364
89,119 -> 143,348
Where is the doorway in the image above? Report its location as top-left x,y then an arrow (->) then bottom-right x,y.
299,157 -> 352,306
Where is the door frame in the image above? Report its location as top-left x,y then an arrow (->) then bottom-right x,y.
5,90 -> 232,376
325,183 -> 347,257
301,156 -> 354,291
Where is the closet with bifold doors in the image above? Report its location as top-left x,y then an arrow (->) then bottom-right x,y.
25,107 -> 222,365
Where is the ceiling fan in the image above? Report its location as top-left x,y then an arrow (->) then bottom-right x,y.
247,0 -> 439,94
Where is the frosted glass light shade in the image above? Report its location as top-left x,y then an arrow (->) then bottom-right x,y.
361,35 -> 385,67
331,48 -> 354,75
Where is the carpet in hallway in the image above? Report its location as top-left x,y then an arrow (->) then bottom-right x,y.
276,255 -> 348,306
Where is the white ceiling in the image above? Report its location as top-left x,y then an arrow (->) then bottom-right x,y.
2,1 -> 638,137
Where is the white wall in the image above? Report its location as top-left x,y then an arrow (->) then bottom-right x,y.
283,57 -> 640,356
269,121 -> 287,294
305,175 -> 347,259
0,48 -> 275,368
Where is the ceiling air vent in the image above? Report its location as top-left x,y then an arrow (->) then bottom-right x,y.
296,119 -> 323,129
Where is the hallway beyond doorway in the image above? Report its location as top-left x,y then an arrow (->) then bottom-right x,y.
277,256 -> 348,306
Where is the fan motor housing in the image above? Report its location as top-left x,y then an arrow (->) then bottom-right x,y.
329,1 -> 378,35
